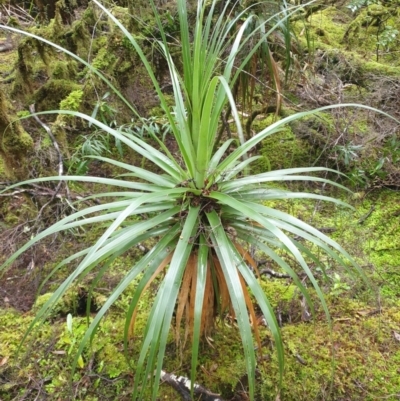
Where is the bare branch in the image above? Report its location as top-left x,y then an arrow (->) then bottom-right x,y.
160,370 -> 225,401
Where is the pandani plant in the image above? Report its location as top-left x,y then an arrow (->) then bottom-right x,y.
0,0 -> 397,399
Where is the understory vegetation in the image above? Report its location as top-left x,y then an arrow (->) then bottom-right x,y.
0,1 -> 400,400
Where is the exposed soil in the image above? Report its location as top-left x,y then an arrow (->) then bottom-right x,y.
0,231 -> 56,312
0,264 -> 39,312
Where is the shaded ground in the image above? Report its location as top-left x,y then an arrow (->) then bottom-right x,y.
0,264 -> 39,311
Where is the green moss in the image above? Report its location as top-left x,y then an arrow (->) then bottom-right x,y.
33,293 -> 69,316
0,41 -> 17,77
93,319 -> 130,379
50,60 -> 78,80
0,88 -> 33,178
15,110 -> 30,118
70,20 -> 92,59
361,60 -> 400,75
252,115 -> 312,172
0,310 -> 30,356
116,59 -> 133,74
259,300 -> 400,400
59,89 -> 84,111
90,35 -> 108,54
109,5 -> 136,32
0,156 -> 5,178
11,35 -> 51,98
295,6 -> 400,73
31,79 -> 81,112
2,129 -> 33,153
359,191 -> 400,298
195,326 -> 247,393
261,280 -> 297,308
92,47 -> 116,71
33,287 -> 106,318
37,134 -> 55,153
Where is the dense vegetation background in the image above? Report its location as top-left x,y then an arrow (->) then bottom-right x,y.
0,0 -> 400,400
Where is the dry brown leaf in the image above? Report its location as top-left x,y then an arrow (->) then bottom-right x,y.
356,310 -> 371,317
175,254 -> 196,344
212,257 -> 232,316
393,331 -> 400,342
0,356 -> 9,366
201,266 -> 215,336
235,242 -> 260,278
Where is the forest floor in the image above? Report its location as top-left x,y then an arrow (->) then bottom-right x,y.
1,1 -> 400,400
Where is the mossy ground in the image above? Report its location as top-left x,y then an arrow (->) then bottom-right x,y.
290,4 -> 400,188
252,114 -> 314,172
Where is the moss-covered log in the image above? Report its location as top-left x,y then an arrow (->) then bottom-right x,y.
0,87 -> 33,179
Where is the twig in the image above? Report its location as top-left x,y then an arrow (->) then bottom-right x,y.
0,186 -> 92,202
0,40 -> 13,52
0,181 -> 18,186
357,205 -> 375,224
213,80 -> 239,152
245,104 -> 280,140
214,105 -> 232,150
29,104 -> 63,178
221,109 -> 232,139
259,267 -> 291,279
29,104 -> 70,221
160,370 -> 225,401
